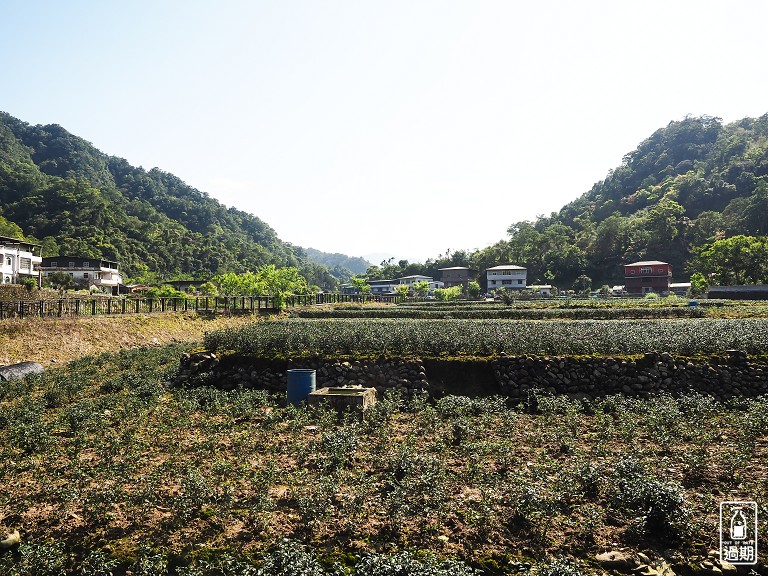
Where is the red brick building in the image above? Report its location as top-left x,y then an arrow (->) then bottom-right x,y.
624,260 -> 672,296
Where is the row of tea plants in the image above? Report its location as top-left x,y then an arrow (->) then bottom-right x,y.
204,317 -> 768,357
1,343 -> 767,574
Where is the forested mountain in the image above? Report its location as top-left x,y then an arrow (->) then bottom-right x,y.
303,248 -> 371,280
467,114 -> 768,288
358,115 -> 768,290
0,112 -> 339,287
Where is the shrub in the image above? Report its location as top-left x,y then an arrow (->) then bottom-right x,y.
536,557 -> 582,576
353,550 -> 479,576
256,540 -> 327,576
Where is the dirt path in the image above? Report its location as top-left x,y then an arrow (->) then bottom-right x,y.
0,312 -> 258,367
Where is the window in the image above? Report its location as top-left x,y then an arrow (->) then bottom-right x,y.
502,280 -> 512,285
50,261 -> 57,267
518,279 -> 523,284
4,256 -> 10,266
641,267 -> 651,274
20,257 -> 31,270
69,262 -> 75,268
658,268 -> 665,273
629,269 -> 636,275
68,272 -> 74,277
83,261 -> 90,268
83,273 -> 89,279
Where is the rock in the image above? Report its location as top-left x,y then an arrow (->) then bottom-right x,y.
717,562 -> 737,575
699,561 -> 722,576
0,529 -> 20,549
596,551 -> 633,570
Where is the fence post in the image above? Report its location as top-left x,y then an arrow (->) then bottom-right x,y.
135,299 -> 140,314
107,299 -> 111,315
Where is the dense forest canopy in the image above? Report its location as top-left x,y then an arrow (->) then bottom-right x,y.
0,112 -> 338,287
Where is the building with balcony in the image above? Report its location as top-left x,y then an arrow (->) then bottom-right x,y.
41,256 -> 123,295
486,264 -> 527,291
623,260 -> 672,296
1,235 -> 42,285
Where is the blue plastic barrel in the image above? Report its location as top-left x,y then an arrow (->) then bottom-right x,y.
287,369 -> 316,406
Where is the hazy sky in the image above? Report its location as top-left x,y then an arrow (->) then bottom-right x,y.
3,1 -> 768,263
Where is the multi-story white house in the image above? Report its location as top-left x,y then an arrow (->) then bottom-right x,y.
486,264 -> 527,291
41,256 -> 123,295
342,275 -> 444,296
1,235 -> 42,285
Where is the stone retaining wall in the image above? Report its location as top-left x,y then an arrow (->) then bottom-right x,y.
174,352 -> 430,397
494,350 -> 768,403
174,350 -> 768,401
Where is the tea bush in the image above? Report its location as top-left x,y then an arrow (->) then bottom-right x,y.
204,318 -> 768,357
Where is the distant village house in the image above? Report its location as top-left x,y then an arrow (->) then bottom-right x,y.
623,260 -> 672,296
486,264 -> 527,291
41,256 -> 124,295
528,284 -> 554,297
0,235 -> 42,285
438,266 -> 477,291
343,274 -> 444,296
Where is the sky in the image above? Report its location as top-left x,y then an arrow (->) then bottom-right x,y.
2,1 -> 768,264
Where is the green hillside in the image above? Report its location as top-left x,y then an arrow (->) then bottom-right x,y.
468,114 -> 768,288
0,112 -> 337,287
303,247 -> 371,279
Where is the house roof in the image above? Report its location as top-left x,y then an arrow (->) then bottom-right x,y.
486,265 -> 526,271
397,275 -> 432,280
0,235 -> 41,248
437,266 -> 474,271
625,261 -> 669,266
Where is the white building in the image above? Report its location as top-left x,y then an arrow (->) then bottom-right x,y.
0,235 -> 42,285
486,264 -> 527,290
528,284 -> 553,296
396,275 -> 443,293
41,256 -> 123,295
369,279 -> 398,295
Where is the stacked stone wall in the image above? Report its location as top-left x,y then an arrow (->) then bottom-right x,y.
174,350 -> 768,401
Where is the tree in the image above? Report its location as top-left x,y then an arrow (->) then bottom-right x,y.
411,280 -> 430,298
394,284 -> 410,298
434,285 -> 462,301
198,281 -> 218,296
467,280 -> 481,298
46,271 -> 74,293
692,235 -> 768,285
573,274 -> 592,294
349,275 -> 371,294
689,272 -> 708,297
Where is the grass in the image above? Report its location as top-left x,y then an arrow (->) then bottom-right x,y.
0,312 -> 259,367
